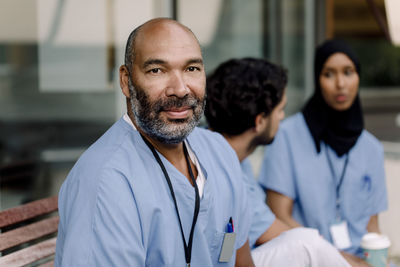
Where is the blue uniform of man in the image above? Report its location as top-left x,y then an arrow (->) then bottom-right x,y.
55,18 -> 252,266
55,117 -> 249,266
241,159 -> 275,248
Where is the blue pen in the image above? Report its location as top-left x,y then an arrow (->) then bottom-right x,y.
227,217 -> 234,233
227,222 -> 233,233
229,217 -> 234,232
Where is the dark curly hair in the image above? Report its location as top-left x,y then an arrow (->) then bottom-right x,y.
205,58 -> 287,135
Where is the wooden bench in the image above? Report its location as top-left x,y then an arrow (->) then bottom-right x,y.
0,196 -> 58,267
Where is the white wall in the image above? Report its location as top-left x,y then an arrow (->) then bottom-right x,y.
380,153 -> 400,257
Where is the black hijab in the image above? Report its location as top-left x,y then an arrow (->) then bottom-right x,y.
302,39 -> 364,157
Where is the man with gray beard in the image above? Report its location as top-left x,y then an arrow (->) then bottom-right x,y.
55,18 -> 253,267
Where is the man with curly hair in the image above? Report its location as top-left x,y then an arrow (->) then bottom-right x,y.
205,58 -> 351,267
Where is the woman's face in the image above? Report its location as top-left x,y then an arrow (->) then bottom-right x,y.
319,52 -> 359,111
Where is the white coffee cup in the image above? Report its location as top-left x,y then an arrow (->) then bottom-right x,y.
360,233 -> 391,267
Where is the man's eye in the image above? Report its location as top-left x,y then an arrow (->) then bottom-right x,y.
149,68 -> 161,74
187,66 -> 200,72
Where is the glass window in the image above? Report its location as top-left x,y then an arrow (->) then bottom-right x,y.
328,0 -> 400,88
179,0 -> 313,115
0,0 -> 160,209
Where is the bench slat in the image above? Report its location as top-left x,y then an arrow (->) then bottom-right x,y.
38,260 -> 55,267
0,196 -> 58,228
0,237 -> 56,267
0,216 -> 59,251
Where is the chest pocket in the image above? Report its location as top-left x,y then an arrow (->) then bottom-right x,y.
210,230 -> 230,265
345,174 -> 372,220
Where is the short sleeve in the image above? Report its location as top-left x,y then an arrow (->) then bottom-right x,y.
90,171 -> 145,266
258,128 -> 297,200
241,160 -> 275,248
57,170 -> 146,267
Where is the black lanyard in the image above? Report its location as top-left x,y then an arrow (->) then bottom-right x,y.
141,134 -> 200,267
326,144 -> 349,221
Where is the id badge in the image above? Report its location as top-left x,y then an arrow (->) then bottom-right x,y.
330,221 -> 352,249
219,233 -> 236,262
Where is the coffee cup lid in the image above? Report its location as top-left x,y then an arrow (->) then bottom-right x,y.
361,233 -> 391,250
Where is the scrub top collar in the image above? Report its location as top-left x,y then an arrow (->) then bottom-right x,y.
123,114 -> 206,198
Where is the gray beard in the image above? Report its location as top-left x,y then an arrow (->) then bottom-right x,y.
128,78 -> 205,144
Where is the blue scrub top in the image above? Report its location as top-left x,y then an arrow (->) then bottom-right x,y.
241,159 -> 275,249
258,113 -> 388,255
55,118 -> 250,267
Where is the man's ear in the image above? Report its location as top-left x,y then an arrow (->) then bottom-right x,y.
119,65 -> 131,98
254,113 -> 269,133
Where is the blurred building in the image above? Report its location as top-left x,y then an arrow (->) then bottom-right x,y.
0,0 -> 399,258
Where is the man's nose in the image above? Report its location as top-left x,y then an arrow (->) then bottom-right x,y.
165,71 -> 189,98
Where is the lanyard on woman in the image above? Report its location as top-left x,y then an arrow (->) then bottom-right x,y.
325,144 -> 349,222
141,134 -> 200,267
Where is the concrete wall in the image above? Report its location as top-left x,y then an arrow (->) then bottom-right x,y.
380,143 -> 400,257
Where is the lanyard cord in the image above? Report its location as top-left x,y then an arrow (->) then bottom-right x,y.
326,144 -> 349,220
141,134 -> 200,266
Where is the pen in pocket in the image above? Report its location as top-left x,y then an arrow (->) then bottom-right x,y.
227,217 -> 234,233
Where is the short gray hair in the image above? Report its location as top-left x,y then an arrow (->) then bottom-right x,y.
123,18 -> 200,72
124,24 -> 144,72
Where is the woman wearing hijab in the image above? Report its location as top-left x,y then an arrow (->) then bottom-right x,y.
258,40 -> 388,265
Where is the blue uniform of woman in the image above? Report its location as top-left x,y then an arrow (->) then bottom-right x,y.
258,113 -> 387,255
258,40 -> 388,256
